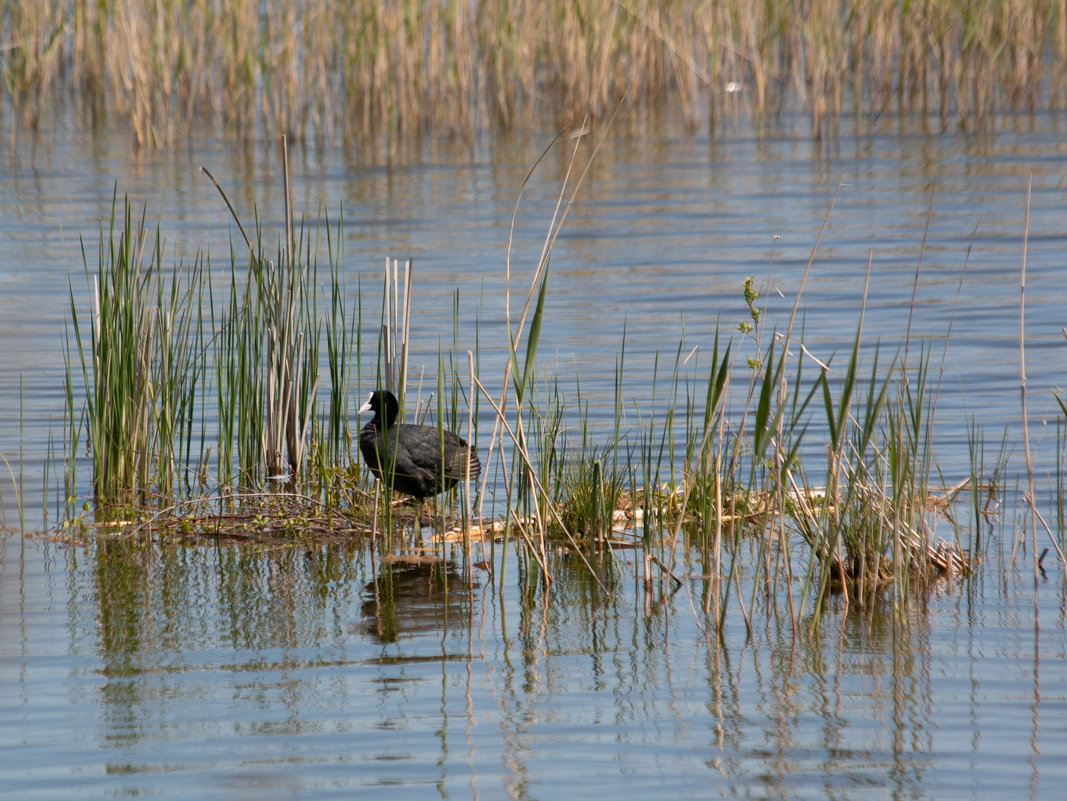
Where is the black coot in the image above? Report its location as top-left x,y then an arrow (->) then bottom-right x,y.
358,390 -> 480,499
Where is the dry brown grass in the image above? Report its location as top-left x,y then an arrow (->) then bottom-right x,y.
3,1 -> 1065,145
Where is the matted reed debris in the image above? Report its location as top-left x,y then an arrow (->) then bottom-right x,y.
540,477 -> 974,581
50,471 -> 973,603
68,492 -> 367,545
440,481 -> 973,585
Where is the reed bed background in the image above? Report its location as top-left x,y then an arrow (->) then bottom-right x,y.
4,0 -> 1067,150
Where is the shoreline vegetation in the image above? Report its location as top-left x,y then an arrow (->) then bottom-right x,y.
4,3 -> 1063,628
3,0 -> 1067,149
40,128 -> 1062,635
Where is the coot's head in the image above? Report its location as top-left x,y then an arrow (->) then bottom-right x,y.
358,390 -> 399,426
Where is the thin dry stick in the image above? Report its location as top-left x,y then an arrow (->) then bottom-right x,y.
465,348 -> 484,559
275,135 -> 298,477
1028,501 -> 1067,581
199,166 -> 254,260
505,125 -> 589,329
392,259 -> 400,388
1017,174 -> 1039,630
482,102 -> 623,517
282,134 -> 293,257
713,413 -> 726,619
381,257 -> 412,397
401,258 -> 412,397
479,125 -> 586,516
386,258 -> 399,392
776,181 -> 841,629
472,373 -> 608,593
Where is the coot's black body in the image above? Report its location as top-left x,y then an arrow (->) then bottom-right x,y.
358,390 -> 480,499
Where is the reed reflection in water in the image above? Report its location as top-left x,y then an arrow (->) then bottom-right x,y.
0,531 -> 1061,798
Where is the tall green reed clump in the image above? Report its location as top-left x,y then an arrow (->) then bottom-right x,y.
722,290 -> 976,625
64,190 -> 356,512
446,112 -> 983,615
212,218 -> 325,486
502,250 -> 977,621
67,199 -> 206,505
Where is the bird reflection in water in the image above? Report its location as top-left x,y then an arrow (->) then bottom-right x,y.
360,558 -> 477,643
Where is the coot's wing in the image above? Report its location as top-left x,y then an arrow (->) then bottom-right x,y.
443,434 -> 479,481
400,426 -> 477,495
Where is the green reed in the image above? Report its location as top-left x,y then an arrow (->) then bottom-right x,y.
66,197 -> 204,504
63,180 -> 361,516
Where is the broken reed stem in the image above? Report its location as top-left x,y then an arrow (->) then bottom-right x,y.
200,166 -> 254,260
382,257 -> 412,397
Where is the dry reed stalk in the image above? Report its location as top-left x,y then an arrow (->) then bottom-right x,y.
3,0 -> 65,137
219,0 -> 259,134
381,257 -> 412,398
